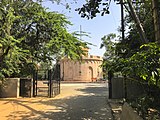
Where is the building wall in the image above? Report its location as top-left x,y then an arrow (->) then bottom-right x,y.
60,55 -> 103,82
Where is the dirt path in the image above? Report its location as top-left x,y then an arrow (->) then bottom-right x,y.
0,83 -> 113,120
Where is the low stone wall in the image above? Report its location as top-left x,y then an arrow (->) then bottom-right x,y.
120,102 -> 143,120
111,77 -> 124,99
19,78 -> 33,97
0,78 -> 20,98
0,78 -> 33,98
111,77 -> 147,99
125,79 -> 147,99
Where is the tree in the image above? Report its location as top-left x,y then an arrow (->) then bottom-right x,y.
118,0 -> 155,58
100,33 -> 118,79
100,34 -> 117,67
76,0 -> 151,44
0,0 -> 87,79
98,0 -> 160,85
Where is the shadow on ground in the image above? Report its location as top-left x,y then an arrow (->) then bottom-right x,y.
0,83 -> 112,120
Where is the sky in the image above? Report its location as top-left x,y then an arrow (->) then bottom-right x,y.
42,0 -> 121,56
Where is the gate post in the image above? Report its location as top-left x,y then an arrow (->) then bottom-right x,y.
48,69 -> 52,98
108,71 -> 113,99
33,70 -> 38,97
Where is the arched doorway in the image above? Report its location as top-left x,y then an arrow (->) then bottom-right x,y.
89,66 -> 93,82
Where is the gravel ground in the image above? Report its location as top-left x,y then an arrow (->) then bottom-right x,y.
0,82 -> 113,120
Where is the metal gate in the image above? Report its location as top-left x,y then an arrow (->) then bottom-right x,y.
33,64 -> 60,98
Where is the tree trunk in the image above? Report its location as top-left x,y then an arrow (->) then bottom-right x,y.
127,0 -> 149,44
152,0 -> 160,43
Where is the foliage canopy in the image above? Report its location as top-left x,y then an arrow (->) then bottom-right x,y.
0,0 -> 87,79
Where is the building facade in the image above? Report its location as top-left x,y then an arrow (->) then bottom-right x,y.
60,49 -> 103,82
